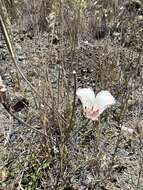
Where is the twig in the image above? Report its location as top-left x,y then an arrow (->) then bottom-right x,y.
69,71 -> 77,130
57,71 -> 77,187
136,117 -> 143,189
0,15 -> 67,125
61,70 -> 77,146
2,103 -> 48,137
104,53 -> 142,182
4,114 -> 13,145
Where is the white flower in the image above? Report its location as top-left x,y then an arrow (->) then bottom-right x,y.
76,88 -> 115,121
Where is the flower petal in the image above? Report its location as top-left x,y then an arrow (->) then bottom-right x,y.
76,88 -> 96,109
94,90 -> 115,115
85,108 -> 99,121
76,88 -> 115,121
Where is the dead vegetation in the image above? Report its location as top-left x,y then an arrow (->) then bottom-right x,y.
0,0 -> 143,189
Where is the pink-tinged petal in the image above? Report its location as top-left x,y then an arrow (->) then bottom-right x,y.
84,108 -> 99,121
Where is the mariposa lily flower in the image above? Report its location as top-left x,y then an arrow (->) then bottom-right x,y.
76,88 -> 115,121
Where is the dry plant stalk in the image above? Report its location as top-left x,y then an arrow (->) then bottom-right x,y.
0,13 -> 67,125
104,53 -> 142,184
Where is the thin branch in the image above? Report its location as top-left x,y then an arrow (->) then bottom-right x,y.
2,103 -> 48,137
61,70 -> 77,146
105,53 -> 142,181
0,14 -> 67,126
